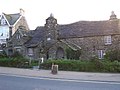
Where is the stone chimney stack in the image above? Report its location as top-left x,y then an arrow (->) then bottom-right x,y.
109,11 -> 117,20
20,8 -> 25,16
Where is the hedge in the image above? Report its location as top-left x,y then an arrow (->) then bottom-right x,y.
41,60 -> 120,73
0,57 -> 31,68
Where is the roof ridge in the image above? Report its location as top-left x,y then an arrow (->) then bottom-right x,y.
3,13 -> 20,15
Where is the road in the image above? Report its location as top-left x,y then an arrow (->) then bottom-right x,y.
0,74 -> 120,90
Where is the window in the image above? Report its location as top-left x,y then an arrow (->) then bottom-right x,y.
0,33 -> 3,36
1,19 -> 6,25
28,48 -> 33,56
14,47 -> 21,53
16,48 -> 21,52
104,36 -> 112,45
16,34 -> 21,39
98,50 -> 105,59
0,39 -> 6,44
0,27 -> 9,37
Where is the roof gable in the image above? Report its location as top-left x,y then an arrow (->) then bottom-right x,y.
25,27 -> 45,47
0,14 -> 9,26
3,13 -> 21,26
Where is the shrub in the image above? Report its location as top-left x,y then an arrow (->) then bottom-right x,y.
105,49 -> 120,62
41,59 -> 120,73
0,57 -> 31,68
65,47 -> 81,60
0,50 -> 7,58
10,51 -> 23,58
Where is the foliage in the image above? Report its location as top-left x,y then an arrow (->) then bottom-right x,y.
10,51 -> 24,58
65,47 -> 81,60
104,49 -> 120,62
41,59 -> 120,73
0,50 -> 8,58
0,57 -> 31,68
0,51 -> 40,68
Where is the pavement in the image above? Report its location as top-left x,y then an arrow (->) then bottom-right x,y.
0,66 -> 120,82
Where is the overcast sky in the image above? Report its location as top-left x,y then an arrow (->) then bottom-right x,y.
0,0 -> 120,30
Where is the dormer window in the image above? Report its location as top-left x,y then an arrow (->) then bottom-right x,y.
1,19 -> 6,25
104,35 -> 112,45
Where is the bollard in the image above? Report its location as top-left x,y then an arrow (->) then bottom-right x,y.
51,64 -> 58,74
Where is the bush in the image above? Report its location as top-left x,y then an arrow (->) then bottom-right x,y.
0,50 -> 7,58
65,47 -> 81,60
41,59 -> 120,73
0,57 -> 31,68
105,49 -> 120,62
10,51 -> 23,58
0,51 -> 33,68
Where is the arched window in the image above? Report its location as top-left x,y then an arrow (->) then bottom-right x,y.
56,47 -> 65,59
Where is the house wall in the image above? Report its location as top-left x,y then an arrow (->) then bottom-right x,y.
0,26 -> 9,44
65,34 -> 120,60
7,29 -> 30,56
23,34 -> 120,60
12,16 -> 29,35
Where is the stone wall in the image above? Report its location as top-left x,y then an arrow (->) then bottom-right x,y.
65,34 -> 120,60
12,16 -> 29,35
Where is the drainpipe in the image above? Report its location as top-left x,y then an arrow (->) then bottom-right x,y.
9,26 -> 13,39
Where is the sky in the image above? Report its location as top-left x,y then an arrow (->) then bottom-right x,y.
0,0 -> 120,30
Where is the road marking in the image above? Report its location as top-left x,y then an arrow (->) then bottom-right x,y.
0,73 -> 120,85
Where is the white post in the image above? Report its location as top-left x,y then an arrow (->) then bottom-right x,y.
41,57 -> 44,63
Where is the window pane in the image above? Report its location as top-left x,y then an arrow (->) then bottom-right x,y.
98,50 -> 105,59
104,36 -> 112,45
28,48 -> 33,56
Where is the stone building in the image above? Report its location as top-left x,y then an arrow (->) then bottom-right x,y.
7,11 -> 120,60
0,9 -> 29,51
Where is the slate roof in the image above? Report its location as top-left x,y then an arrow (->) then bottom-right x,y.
27,30 -> 35,37
25,26 -> 45,47
60,40 -> 81,51
59,19 -> 120,38
25,19 -> 120,48
3,13 -> 21,25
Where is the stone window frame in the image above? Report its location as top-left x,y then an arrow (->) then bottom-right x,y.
28,48 -> 34,56
14,47 -> 21,52
104,35 -> 112,45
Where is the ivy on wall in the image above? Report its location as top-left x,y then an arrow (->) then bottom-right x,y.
65,47 -> 81,60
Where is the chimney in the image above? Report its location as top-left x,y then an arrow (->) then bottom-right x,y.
109,11 -> 117,20
20,8 -> 25,16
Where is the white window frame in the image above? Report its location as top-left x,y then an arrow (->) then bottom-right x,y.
1,19 -> 6,25
98,50 -> 105,59
16,34 -> 21,39
0,39 -> 6,44
104,35 -> 112,45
